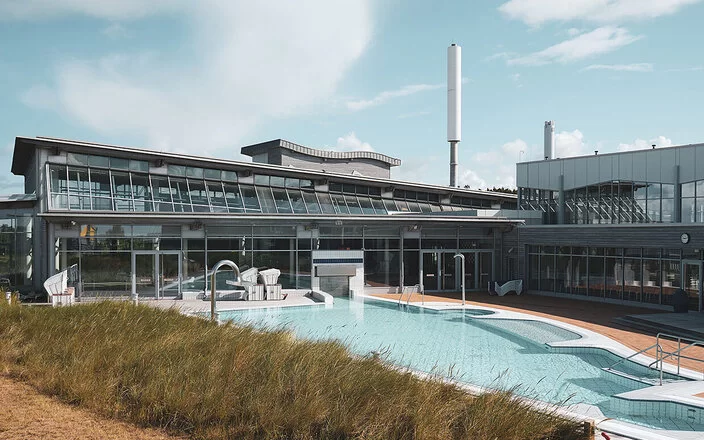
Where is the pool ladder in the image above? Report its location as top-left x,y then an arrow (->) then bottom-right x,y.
604,332 -> 704,385
398,284 -> 422,306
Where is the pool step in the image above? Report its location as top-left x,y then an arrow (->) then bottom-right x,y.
608,395 -> 704,430
612,315 -> 704,341
601,367 -> 686,386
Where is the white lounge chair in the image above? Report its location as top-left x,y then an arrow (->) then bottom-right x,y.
44,268 -> 75,306
258,268 -> 283,300
490,280 -> 523,296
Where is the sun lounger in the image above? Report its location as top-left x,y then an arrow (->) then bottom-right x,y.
489,280 -> 523,296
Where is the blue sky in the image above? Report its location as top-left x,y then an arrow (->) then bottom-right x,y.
1,0 -> 704,193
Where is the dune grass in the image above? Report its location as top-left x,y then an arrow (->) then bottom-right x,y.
0,301 -> 591,439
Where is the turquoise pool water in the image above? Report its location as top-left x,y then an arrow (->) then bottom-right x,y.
218,297 -> 703,432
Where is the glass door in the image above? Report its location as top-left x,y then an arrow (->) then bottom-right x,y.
479,252 -> 493,291
459,252 -> 477,290
441,252 -> 456,290
133,252 -> 157,299
159,251 -> 181,298
682,260 -> 702,311
422,252 -> 438,291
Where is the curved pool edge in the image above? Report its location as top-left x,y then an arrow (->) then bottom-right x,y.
362,294 -> 704,439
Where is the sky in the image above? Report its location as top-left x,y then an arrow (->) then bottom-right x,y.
1,0 -> 704,194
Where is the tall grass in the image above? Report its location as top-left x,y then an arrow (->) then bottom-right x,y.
0,301 -> 591,439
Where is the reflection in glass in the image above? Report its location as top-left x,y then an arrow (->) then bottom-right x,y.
151,176 -> 173,212
240,185 -> 261,212
272,188 -> 292,213
256,187 -> 277,213
302,191 -> 321,214
288,189 -> 307,214
207,181 -> 227,212
224,183 -> 244,213
317,192 -> 336,214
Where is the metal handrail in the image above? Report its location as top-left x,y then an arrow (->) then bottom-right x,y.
210,260 -> 241,322
398,284 -> 421,306
651,333 -> 704,385
606,342 -> 659,372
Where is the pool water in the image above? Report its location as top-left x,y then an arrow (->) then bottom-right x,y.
219,297 -> 703,432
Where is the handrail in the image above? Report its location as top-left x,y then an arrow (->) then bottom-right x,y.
607,342 -> 659,371
607,333 -> 704,385
652,333 -> 704,385
210,260 -> 241,322
398,284 -> 420,306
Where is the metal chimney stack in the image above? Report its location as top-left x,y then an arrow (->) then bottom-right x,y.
544,120 -> 555,160
448,43 -> 461,187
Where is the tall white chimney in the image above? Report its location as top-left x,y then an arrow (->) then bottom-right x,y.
448,43 -> 461,187
544,120 -> 555,160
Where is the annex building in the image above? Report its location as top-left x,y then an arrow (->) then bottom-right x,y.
517,142 -> 704,312
3,136 -> 519,300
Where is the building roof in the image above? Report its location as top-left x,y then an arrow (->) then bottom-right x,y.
241,139 -> 402,167
11,136 -> 516,201
517,142 -> 704,165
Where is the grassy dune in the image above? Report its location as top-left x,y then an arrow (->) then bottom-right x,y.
0,301 -> 591,439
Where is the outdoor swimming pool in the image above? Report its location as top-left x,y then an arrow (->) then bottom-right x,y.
218,296 -> 703,433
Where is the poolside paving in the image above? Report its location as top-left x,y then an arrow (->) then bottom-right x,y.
372,291 -> 704,374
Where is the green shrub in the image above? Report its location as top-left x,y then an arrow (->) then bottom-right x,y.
0,301 -> 590,440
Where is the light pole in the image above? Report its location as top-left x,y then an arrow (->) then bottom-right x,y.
519,150 -> 525,163
454,253 -> 466,306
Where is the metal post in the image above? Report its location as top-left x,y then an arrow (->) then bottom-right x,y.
210,260 -> 241,322
454,253 -> 465,306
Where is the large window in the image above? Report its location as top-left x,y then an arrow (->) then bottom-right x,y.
520,179 -> 680,225
47,161 -> 509,216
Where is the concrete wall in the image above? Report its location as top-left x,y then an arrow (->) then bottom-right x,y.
311,250 -> 364,295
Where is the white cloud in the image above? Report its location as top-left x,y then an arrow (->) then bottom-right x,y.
458,169 -> 489,190
333,132 -> 374,152
583,63 -> 654,72
15,1 -> 373,154
499,0 -> 702,27
567,28 -> 584,36
484,51 -> 515,62
0,0 -> 186,21
554,129 -> 589,158
462,139 -> 529,189
346,83 -> 443,111
665,66 -> 704,72
102,23 -> 131,39
617,136 -> 673,152
397,110 -> 430,119
508,27 -> 642,66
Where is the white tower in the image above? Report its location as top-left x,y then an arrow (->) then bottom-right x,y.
544,120 -> 555,160
448,43 -> 461,187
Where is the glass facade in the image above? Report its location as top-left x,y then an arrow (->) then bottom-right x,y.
519,181 -> 676,224
0,216 -> 33,289
527,245 -> 698,310
49,161 -> 513,215
55,223 -> 495,298
681,179 -> 704,223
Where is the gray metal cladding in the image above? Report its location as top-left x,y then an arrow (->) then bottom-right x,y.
519,224 -> 704,249
518,143 -> 704,191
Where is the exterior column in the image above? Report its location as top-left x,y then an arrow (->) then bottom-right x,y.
674,165 -> 681,223
558,174 -> 565,225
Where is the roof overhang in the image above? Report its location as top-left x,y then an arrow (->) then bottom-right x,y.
242,139 -> 402,167
40,211 -> 523,227
11,136 -> 516,201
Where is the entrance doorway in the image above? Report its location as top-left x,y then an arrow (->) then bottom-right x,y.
682,260 -> 703,311
421,251 -> 492,292
132,251 -> 182,299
